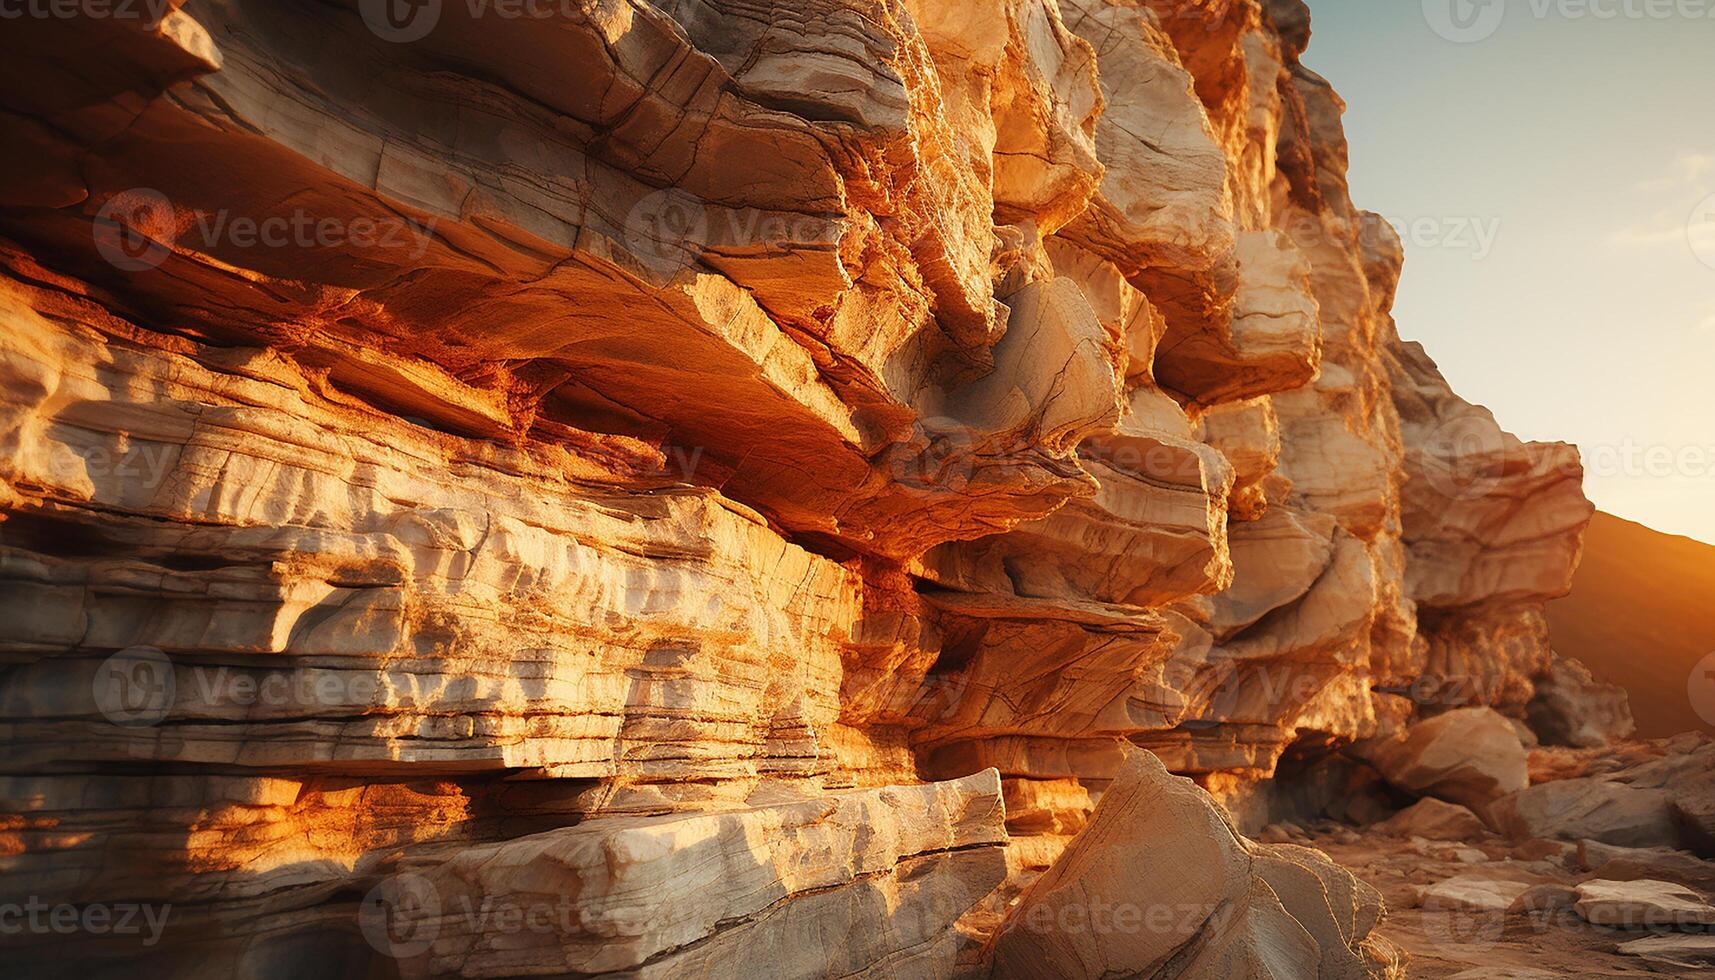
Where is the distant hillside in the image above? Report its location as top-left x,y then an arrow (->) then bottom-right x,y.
1545,512 -> 1715,738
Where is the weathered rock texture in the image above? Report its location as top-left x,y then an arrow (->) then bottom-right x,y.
0,0 -> 1594,977
988,750 -> 1400,978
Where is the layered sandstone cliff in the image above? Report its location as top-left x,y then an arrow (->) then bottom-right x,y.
0,1 -> 1597,977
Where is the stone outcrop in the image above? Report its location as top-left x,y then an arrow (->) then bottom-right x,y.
1489,735 -> 1715,853
1525,655 -> 1636,748
385,772 -> 1007,978
1358,707 -> 1530,811
0,0 -> 1602,977
987,750 -> 1398,979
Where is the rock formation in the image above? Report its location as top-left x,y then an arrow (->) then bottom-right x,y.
987,750 -> 1401,978
0,0 -> 1612,977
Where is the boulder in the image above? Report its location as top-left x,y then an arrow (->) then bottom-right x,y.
987,750 -> 1393,979
1489,778 -> 1678,849
1525,656 -> 1635,748
1669,771 -> 1715,858
1373,799 -> 1488,841
1359,707 -> 1529,810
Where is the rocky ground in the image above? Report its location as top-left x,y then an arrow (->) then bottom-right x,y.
1266,732 -> 1715,977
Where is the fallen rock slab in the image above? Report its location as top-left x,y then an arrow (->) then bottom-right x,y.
1414,874 -> 1534,914
386,772 -> 1009,978
1489,778 -> 1678,849
1573,879 -> 1715,931
1578,840 -> 1715,892
1617,933 -> 1715,970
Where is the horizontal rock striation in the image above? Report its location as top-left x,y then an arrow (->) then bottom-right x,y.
0,0 -> 1592,977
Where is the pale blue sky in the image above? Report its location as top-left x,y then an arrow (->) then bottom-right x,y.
1301,0 -> 1715,542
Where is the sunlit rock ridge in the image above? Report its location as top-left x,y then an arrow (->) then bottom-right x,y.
0,0 -> 1594,976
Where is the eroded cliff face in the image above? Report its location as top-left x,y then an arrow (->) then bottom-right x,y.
0,0 -> 1594,976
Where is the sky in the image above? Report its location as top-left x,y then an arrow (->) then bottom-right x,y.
1299,0 -> 1715,543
